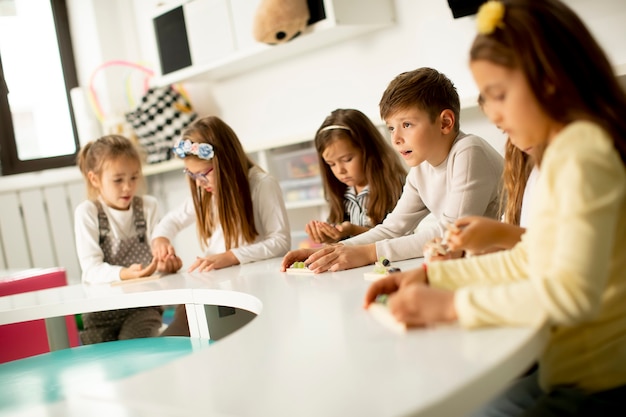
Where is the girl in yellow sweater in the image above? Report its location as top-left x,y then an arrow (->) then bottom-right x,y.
364,0 -> 626,415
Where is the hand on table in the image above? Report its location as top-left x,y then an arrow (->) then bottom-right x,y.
157,255 -> 183,274
384,284 -> 457,327
280,248 -> 321,271
303,243 -> 376,273
120,257 -> 158,280
363,266 -> 428,306
363,267 -> 457,327
188,251 -> 239,272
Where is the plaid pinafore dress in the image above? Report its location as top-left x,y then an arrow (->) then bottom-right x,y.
80,197 -> 163,345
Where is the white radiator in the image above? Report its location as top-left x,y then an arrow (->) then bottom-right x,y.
0,160 -> 193,284
0,167 -> 85,284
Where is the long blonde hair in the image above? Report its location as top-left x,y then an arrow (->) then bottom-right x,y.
178,116 -> 258,250
500,139 -> 533,225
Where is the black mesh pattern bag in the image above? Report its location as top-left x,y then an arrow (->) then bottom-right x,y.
124,86 -> 197,164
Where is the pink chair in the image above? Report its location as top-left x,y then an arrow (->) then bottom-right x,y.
0,267 -> 80,363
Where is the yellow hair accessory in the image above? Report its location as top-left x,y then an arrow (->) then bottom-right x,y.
476,0 -> 505,35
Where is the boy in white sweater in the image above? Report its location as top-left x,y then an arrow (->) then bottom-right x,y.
282,67 -> 503,272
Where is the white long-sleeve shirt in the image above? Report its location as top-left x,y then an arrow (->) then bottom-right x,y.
74,195 -> 160,284
344,132 -> 504,261
153,165 -> 291,263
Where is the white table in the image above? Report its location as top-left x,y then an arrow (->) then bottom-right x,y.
0,258 -> 547,417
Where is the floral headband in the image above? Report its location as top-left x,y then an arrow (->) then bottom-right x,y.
173,139 -> 214,160
476,0 -> 505,35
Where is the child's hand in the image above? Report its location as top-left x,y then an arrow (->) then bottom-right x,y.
334,221 -> 356,239
120,257 -> 158,280
317,221 -> 344,242
385,284 -> 457,327
305,220 -> 342,244
157,255 -> 183,274
423,237 -> 452,263
151,237 -> 176,261
446,217 -> 510,254
304,243 -> 375,273
188,251 -> 240,273
363,266 -> 429,308
280,248 -> 320,271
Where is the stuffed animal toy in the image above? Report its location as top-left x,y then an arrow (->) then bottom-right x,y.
253,0 -> 310,45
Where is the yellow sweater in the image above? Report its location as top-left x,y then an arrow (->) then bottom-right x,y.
428,121 -> 626,392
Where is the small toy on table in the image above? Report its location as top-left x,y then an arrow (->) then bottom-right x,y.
363,257 -> 400,281
423,239 -> 449,262
367,293 -> 407,333
423,223 -> 460,262
285,261 -> 316,275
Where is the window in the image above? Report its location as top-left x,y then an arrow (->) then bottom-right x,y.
0,0 -> 79,176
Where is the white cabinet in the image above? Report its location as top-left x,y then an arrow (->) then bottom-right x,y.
184,0 -> 236,65
133,0 -> 395,84
248,140 -> 329,249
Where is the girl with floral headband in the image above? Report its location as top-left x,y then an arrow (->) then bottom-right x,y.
152,116 -> 291,336
365,0 -> 626,415
304,108 -> 407,244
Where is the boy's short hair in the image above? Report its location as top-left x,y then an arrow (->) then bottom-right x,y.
379,67 -> 461,132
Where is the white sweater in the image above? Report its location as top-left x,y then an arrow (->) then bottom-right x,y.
344,132 -> 504,261
153,165 -> 291,263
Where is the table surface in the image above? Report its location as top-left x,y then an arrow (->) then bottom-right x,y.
0,258 -> 548,417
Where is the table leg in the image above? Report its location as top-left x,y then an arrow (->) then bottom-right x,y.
45,316 -> 70,351
185,303 -> 211,339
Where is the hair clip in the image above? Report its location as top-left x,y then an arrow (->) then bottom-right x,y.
173,139 -> 214,160
476,0 -> 505,35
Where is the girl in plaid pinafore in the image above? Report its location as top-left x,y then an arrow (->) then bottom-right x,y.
79,197 -> 163,344
74,135 -> 182,344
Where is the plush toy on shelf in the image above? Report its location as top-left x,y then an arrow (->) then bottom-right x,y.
252,0 -> 310,45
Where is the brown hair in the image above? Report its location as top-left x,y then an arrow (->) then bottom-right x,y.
76,134 -> 145,200
470,0 -> 626,165
178,116 -> 258,250
500,139 -> 533,225
315,109 -> 407,225
379,67 -> 461,132
477,94 -> 533,225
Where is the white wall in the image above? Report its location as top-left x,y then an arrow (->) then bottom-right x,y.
64,0 -> 626,267
67,0 -> 626,155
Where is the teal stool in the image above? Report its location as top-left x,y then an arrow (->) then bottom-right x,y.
0,337 -> 212,414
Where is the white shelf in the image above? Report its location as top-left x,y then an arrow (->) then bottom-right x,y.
150,0 -> 395,84
285,198 -> 327,210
